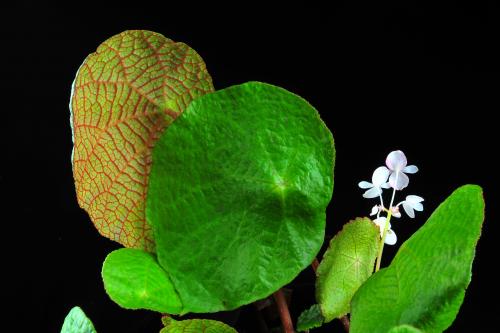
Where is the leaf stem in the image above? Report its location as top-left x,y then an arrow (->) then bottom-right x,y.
252,304 -> 271,333
340,315 -> 350,332
311,257 -> 320,273
273,289 -> 295,333
375,173 -> 398,272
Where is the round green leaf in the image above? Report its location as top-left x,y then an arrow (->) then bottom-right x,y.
102,248 -> 182,313
61,306 -> 97,333
350,185 -> 485,333
316,218 -> 379,322
70,30 -> 214,251
161,318 -> 238,333
147,82 -> 334,313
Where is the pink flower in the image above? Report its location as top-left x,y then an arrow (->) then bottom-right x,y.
385,150 -> 418,190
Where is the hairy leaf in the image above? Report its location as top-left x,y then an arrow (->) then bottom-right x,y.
297,304 -> 324,332
350,185 -> 485,333
147,82 -> 334,312
60,307 -> 97,333
316,218 -> 379,322
70,30 -> 214,251
102,248 -> 182,313
160,317 -> 238,333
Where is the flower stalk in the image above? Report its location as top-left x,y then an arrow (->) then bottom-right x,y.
375,210 -> 393,272
359,150 -> 424,271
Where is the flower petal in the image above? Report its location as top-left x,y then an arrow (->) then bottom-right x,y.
389,171 -> 409,190
391,206 -> 401,218
372,166 -> 390,187
412,202 -> 424,211
373,217 -> 390,234
406,195 -> 424,203
403,165 -> 419,174
363,187 -> 381,198
403,196 -> 424,212
386,150 -> 407,171
373,216 -> 385,229
370,205 -> 379,216
358,181 -> 373,189
384,229 -> 397,245
381,182 -> 390,189
402,201 -> 415,218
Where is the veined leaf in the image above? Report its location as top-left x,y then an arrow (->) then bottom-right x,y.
316,218 -> 379,322
70,30 -> 214,251
350,185 -> 485,333
160,317 -> 238,333
147,82 -> 334,313
102,248 -> 182,313
60,307 -> 97,333
297,304 -> 324,332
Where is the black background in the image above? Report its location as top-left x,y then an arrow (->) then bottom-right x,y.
1,1 -> 497,332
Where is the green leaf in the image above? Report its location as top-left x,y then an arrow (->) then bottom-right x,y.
316,218 -> 379,322
102,248 -> 182,313
350,185 -> 485,333
147,81 -> 334,313
70,30 -> 214,251
160,318 -> 238,333
61,306 -> 97,333
388,325 -> 423,333
297,304 -> 324,332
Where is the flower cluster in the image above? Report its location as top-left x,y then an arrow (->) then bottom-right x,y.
359,150 -> 424,245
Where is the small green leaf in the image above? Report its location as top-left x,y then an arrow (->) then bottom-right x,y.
70,30 -> 214,251
147,81 -> 334,313
316,218 -> 379,322
102,248 -> 182,313
61,306 -> 97,333
350,185 -> 485,333
297,304 -> 324,332
160,318 -> 238,333
388,325 -> 423,333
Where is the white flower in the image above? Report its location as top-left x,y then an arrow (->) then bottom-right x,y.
370,205 -> 380,216
400,195 -> 424,218
373,216 -> 397,245
384,150 -> 418,190
358,166 -> 391,198
390,206 -> 401,218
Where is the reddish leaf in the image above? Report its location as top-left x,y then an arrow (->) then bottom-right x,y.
70,30 -> 213,251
